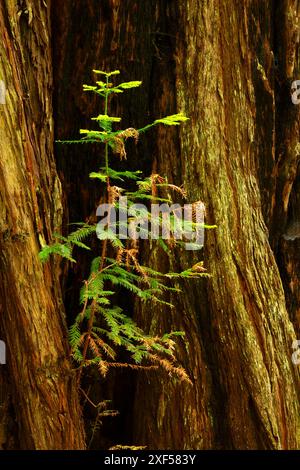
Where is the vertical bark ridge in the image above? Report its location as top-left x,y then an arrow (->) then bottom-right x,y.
0,0 -> 85,449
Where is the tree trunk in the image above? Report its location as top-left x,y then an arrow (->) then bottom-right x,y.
0,0 -> 85,449
133,0 -> 300,449
175,0 -> 299,449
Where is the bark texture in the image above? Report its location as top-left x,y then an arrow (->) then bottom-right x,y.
0,0 -> 85,449
168,0 -> 300,449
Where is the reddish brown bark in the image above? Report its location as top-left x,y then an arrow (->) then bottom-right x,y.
0,0 -> 85,449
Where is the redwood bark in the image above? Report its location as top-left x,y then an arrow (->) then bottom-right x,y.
0,0 -> 85,449
170,0 -> 300,449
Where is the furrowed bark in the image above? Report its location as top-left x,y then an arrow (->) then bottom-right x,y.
172,0 -> 300,449
0,0 -> 85,449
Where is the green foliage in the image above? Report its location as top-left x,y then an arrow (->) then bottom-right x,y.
39,243 -> 75,263
91,115 -> 121,132
90,167 -> 142,182
154,113 -> 189,126
40,69 -> 211,383
92,70 -> 121,76
39,224 -> 96,263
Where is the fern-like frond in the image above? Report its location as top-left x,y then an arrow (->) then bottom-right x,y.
68,224 -> 97,242
116,81 -> 142,89
91,114 -> 121,123
39,243 -> 75,263
154,113 -> 189,126
92,69 -> 120,77
69,323 -> 82,349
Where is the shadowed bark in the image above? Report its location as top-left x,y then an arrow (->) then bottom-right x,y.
169,0 -> 300,449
